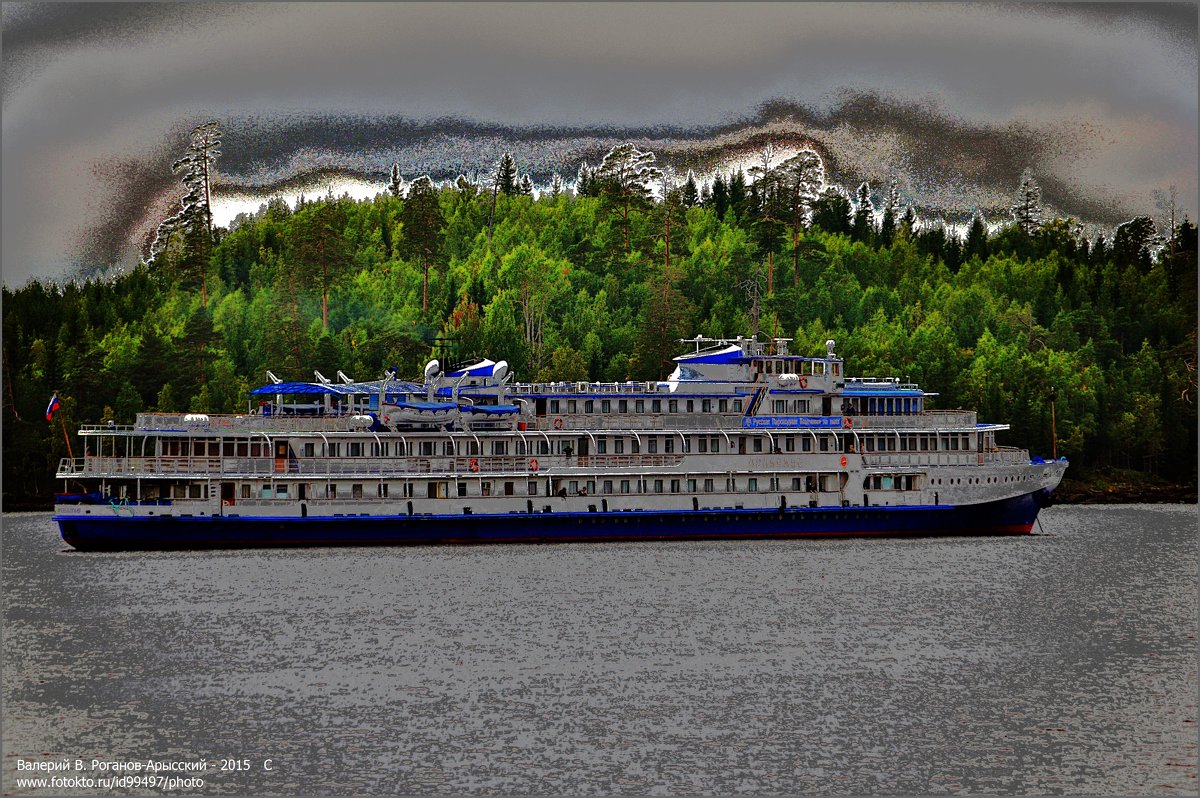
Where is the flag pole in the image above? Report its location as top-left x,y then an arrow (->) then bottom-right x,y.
59,415 -> 74,460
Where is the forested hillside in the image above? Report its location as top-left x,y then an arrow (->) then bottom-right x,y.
3,141 -> 1196,507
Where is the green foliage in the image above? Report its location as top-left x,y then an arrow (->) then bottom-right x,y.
3,162 -> 1197,507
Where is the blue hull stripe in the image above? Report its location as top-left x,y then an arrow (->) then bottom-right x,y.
55,494 -> 1047,551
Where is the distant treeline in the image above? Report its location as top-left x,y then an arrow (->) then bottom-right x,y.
3,140 -> 1196,506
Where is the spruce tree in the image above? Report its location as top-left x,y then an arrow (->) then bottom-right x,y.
852,182 -> 875,243
1011,168 -> 1044,235
388,162 -> 405,197
681,170 -> 699,208
496,152 -> 518,196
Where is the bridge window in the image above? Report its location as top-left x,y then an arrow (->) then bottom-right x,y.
635,400 -> 645,413
686,400 -> 695,413
567,400 -> 577,413
601,400 -> 611,413
652,399 -> 662,413
550,400 -> 560,414
733,399 -> 743,412
618,400 -> 628,413
584,400 -> 594,413
668,399 -> 678,413
702,399 -> 712,413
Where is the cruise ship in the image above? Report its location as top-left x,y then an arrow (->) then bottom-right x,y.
53,336 -> 1067,550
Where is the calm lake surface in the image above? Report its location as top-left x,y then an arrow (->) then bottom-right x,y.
3,505 -> 1196,795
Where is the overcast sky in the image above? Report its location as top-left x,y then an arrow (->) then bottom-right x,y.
2,2 -> 1196,286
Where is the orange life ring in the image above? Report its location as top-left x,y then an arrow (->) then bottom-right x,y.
552,417 -> 564,430
529,458 -> 539,472
842,416 -> 853,428
469,458 -> 479,473
840,456 -> 848,468
798,376 -> 808,389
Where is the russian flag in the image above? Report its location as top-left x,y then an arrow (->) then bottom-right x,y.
45,393 -> 61,421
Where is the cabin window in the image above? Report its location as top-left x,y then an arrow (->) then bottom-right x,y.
865,438 -> 875,452
773,400 -> 785,413
711,437 -> 720,452
481,482 -> 492,497
819,436 -> 829,452
668,400 -> 678,413
719,399 -> 728,412
550,400 -> 560,414
753,438 -> 763,453
601,400 -> 611,413
352,484 -> 362,499
597,439 -> 607,454
686,400 -> 694,413
568,480 -> 578,494
348,442 -> 361,457
603,480 -> 613,494
770,477 -> 780,491
670,479 -> 680,493
376,483 -> 388,498
567,400 -> 577,413
682,437 -> 691,453
647,437 -> 658,454
961,435 -> 970,450
765,361 -> 774,375
748,478 -> 759,492
697,438 -> 708,453
326,484 -> 337,499
457,482 -> 467,497
635,400 -> 645,413
652,399 -> 662,413
420,441 -> 434,456
785,437 -> 795,452
615,439 -> 626,454
654,479 -> 664,494
664,438 -> 675,454
493,441 -> 507,455
733,399 -> 743,412
950,436 -> 959,451
620,480 -> 631,494
702,399 -> 712,413
528,481 -> 538,496
303,443 -> 315,457
587,480 -> 596,494
618,400 -> 628,413
584,400 -> 594,413
802,437 -> 812,452
241,485 -> 251,498
703,478 -> 714,492
792,477 -> 803,490
687,479 -> 697,492
504,481 -> 514,496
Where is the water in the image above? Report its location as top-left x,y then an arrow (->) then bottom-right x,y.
3,506 -> 1195,795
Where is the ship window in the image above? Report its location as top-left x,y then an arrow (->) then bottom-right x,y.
352,484 -> 362,499
618,400 -> 628,413
753,438 -> 763,453
888,437 -> 897,451
349,442 -> 362,456
664,438 -> 675,454
719,399 -> 728,412
748,478 -> 758,492
670,479 -> 680,493
493,441 -> 507,455
303,442 -> 315,457
528,481 -> 538,496
832,363 -> 840,376
550,400 -> 560,414
666,399 -> 677,413
711,437 -> 720,452
420,441 -> 434,456
733,399 -> 743,412
456,482 -> 467,497
819,436 -> 829,452
961,435 -> 970,450
326,484 -> 337,499
698,438 -> 708,453
703,478 -> 713,492
682,437 -> 691,453
792,477 -> 803,490
482,482 -> 491,496
635,400 -> 644,413
614,439 -> 625,454
584,400 -> 594,413
770,477 -> 780,490
597,439 -> 607,454
686,400 -> 694,413
866,438 -> 875,452
765,361 -> 774,375
785,436 -> 795,452
648,437 -> 658,454
652,399 -> 662,413
567,400 -> 577,413
687,478 -> 697,492
568,480 -> 578,494
950,437 -> 959,451
882,476 -> 893,490
654,479 -> 664,494
802,437 -> 812,452
620,480 -> 630,494
702,399 -> 712,413
603,480 -> 613,494
504,481 -> 514,496
587,480 -> 596,494
773,400 -> 785,413
601,400 -> 611,413
241,485 -> 251,498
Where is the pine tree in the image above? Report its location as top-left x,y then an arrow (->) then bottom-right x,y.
547,173 -> 564,198
145,120 -> 222,305
728,169 -> 747,220
576,162 -> 594,197
852,182 -> 875,243
711,173 -> 729,219
519,174 -> 535,197
681,170 -> 699,208
779,149 -> 824,286
964,213 -> 989,261
594,143 -> 662,252
1011,167 -> 1044,235
496,152 -> 518,196
388,162 -> 405,197
400,176 -> 445,312
879,182 -> 901,246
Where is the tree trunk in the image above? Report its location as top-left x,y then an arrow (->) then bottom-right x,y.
767,250 -> 773,294
792,224 -> 800,288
